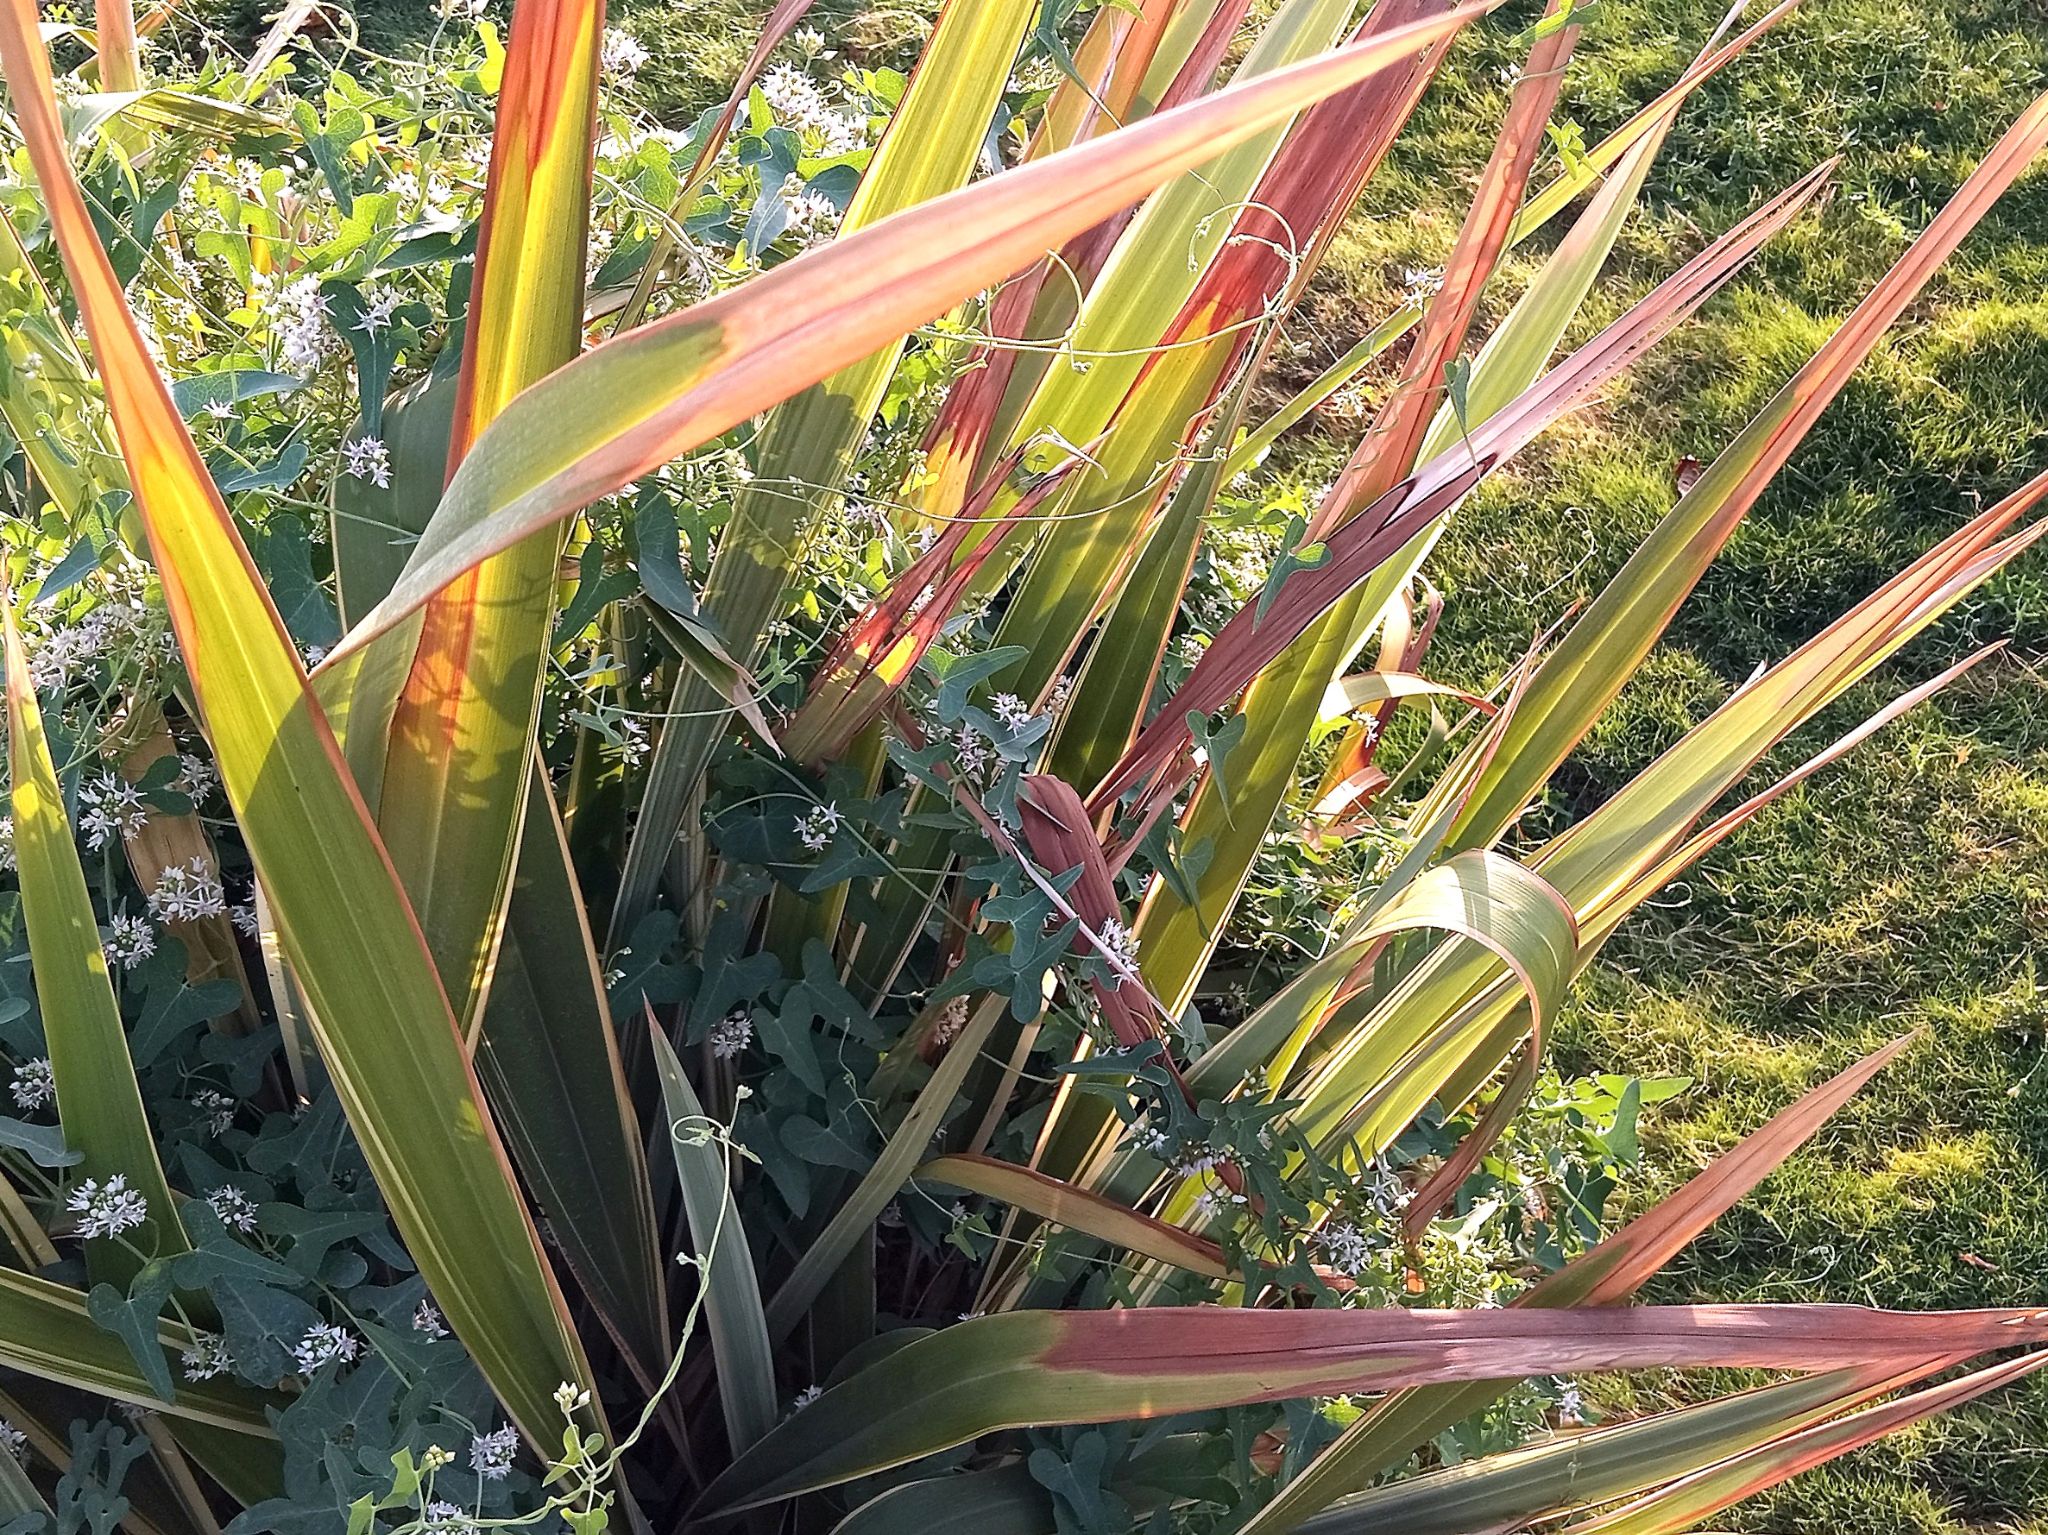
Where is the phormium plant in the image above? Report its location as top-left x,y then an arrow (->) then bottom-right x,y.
0,0 -> 2037,1532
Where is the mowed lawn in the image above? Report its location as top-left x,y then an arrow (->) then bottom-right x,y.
187,0 -> 2048,1527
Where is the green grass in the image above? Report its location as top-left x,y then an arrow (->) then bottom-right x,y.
171,0 -> 2048,1525
1326,1 -> 2048,1528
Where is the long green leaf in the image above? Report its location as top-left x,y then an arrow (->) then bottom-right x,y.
0,1267 -> 272,1436
1295,1358 -> 1952,1535
1436,87 -> 2048,852
763,995 -> 1003,1342
1,595 -> 187,1283
1566,1350 -> 2048,1535
649,1024 -> 776,1457
325,0 -> 1501,666
698,1304 -> 2048,1513
0,0 -> 603,1448
372,0 -> 606,1031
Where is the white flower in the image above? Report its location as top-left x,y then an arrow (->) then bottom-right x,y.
421,1501 -> 477,1535
341,436 -> 392,488
203,398 -> 235,422
761,63 -> 831,129
174,753 -> 219,800
1169,1144 -> 1221,1180
989,693 -> 1032,731
618,717 -> 648,766
778,175 -> 839,242
601,27 -> 650,78
181,1332 -> 232,1381
105,914 -> 156,970
950,723 -> 994,778
67,1174 -> 150,1241
1319,1221 -> 1370,1277
794,802 -> 841,853
552,1381 -> 590,1415
0,1420 -> 24,1464
1363,1163 -> 1412,1215
192,1091 -> 237,1138
1402,265 -> 1446,302
791,1384 -> 822,1410
291,1321 -> 360,1374
148,857 -> 226,923
78,772 -> 149,850
710,1007 -> 753,1061
412,1299 -> 449,1339
469,1424 -> 517,1480
230,901 -> 261,937
1096,918 -> 1141,981
353,285 -> 401,337
792,25 -> 825,54
1556,1382 -> 1585,1423
205,1183 -> 258,1233
274,276 -> 334,374
10,1058 -> 53,1111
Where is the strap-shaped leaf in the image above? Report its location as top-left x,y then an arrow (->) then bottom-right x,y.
1236,1033 -> 1918,1535
0,0 -> 601,1449
650,1024 -> 777,1456
697,1303 -> 2048,1513
325,0 -> 1499,661
0,1267 -> 272,1436
1439,87 -> 2048,853
1,596 -> 187,1283
372,0 -> 606,1031
1295,1357 -> 1952,1535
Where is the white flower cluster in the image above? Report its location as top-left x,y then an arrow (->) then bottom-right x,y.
29,601 -> 163,693
149,857 -> 226,923
206,1183 -> 259,1233
262,273 -> 336,374
988,692 -> 1033,731
181,1332 -> 232,1381
291,1321 -> 360,1374
778,175 -> 839,244
9,1059 -> 52,1111
710,1007 -> 753,1061
413,1299 -> 450,1339
354,285 -> 402,338
929,994 -> 969,1047
602,27 -> 650,78
67,1174 -> 149,1241
105,913 -> 156,970
1319,1221 -> 1371,1277
341,436 -> 392,488
193,1090 -> 237,1138
470,1424 -> 517,1480
78,772 -> 150,850
793,801 -> 841,853
1095,918 -> 1141,982
759,63 -> 862,153
421,1501 -> 477,1535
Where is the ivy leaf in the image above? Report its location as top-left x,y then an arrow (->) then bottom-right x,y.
1256,517 -> 1330,624
1185,711 -> 1247,817
215,1274 -> 323,1385
129,960 -> 242,1070
85,1261 -> 177,1402
0,1114 -> 80,1168
928,646 -> 1033,722
259,1202 -> 388,1281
